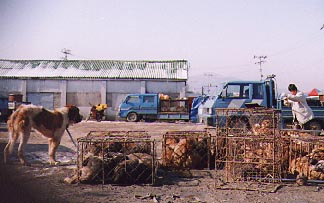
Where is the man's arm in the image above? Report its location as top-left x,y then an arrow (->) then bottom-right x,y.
287,92 -> 305,103
283,97 -> 292,107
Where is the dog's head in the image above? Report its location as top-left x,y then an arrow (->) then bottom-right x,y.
309,148 -> 324,165
66,105 -> 83,124
261,119 -> 271,128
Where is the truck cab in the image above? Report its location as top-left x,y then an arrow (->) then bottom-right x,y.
199,75 -> 277,126
118,94 -> 158,122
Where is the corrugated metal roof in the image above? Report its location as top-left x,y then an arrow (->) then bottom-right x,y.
0,59 -> 189,80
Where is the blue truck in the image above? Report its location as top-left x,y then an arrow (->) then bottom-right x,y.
118,93 -> 190,122
196,74 -> 324,130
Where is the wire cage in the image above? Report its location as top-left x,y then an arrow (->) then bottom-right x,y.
162,130 -> 211,170
281,129 -> 324,182
76,131 -> 157,185
214,108 -> 283,191
204,127 -> 222,170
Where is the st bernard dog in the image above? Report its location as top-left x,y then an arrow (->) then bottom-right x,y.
4,104 -> 82,165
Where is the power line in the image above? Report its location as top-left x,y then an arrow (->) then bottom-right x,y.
268,30 -> 323,57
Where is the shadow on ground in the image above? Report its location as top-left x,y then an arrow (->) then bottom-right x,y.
0,142 -> 76,166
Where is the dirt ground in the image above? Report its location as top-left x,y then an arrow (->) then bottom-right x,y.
1,120 -> 324,203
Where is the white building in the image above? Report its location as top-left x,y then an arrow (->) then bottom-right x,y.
0,59 -> 189,119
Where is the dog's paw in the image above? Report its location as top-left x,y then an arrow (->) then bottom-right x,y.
49,161 -> 61,165
64,174 -> 78,184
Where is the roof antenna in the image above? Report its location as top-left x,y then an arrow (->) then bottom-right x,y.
254,55 -> 267,81
61,48 -> 72,60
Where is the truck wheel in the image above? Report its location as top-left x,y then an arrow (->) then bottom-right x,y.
126,112 -> 138,122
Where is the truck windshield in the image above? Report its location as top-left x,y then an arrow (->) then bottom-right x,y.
225,84 -> 250,98
126,96 -> 140,103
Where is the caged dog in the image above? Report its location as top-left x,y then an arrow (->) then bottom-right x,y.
4,104 -> 82,165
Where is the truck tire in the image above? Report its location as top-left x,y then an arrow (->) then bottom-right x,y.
126,112 -> 138,122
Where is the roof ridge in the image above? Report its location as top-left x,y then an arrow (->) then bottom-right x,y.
0,59 -> 189,80
0,59 -> 188,63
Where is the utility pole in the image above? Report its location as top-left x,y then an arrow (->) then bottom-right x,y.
204,73 -> 215,87
254,55 -> 267,80
61,48 -> 72,60
202,73 -> 218,95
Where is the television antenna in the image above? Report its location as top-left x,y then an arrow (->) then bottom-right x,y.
254,55 -> 267,80
61,48 -> 72,60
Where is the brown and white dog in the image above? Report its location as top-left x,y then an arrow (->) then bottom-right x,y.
4,104 -> 82,165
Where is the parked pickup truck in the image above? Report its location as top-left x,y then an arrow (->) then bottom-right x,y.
195,74 -> 324,131
118,93 -> 190,122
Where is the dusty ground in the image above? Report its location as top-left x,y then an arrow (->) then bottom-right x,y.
1,120 -> 324,203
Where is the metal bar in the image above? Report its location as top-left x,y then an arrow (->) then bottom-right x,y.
66,128 -> 77,149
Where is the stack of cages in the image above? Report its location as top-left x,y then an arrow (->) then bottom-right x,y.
162,131 -> 212,170
281,129 -> 324,183
214,108 -> 283,191
76,130 -> 157,185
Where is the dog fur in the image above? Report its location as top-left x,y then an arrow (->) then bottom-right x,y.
4,104 -> 82,165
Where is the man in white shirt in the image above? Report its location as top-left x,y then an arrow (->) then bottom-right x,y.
283,84 -> 314,130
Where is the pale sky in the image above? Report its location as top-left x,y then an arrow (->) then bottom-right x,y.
0,0 -> 323,92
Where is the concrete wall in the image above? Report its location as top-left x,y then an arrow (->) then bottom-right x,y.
107,80 -> 142,93
0,79 -> 26,99
27,80 -> 61,92
0,78 -> 187,120
67,80 -> 103,113
146,81 -> 186,97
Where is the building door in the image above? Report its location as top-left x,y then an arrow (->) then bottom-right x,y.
27,93 -> 54,109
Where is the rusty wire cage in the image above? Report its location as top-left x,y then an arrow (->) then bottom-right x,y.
204,127 -> 219,169
77,131 -> 157,185
162,130 -> 211,170
214,108 -> 283,191
281,129 -> 324,182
